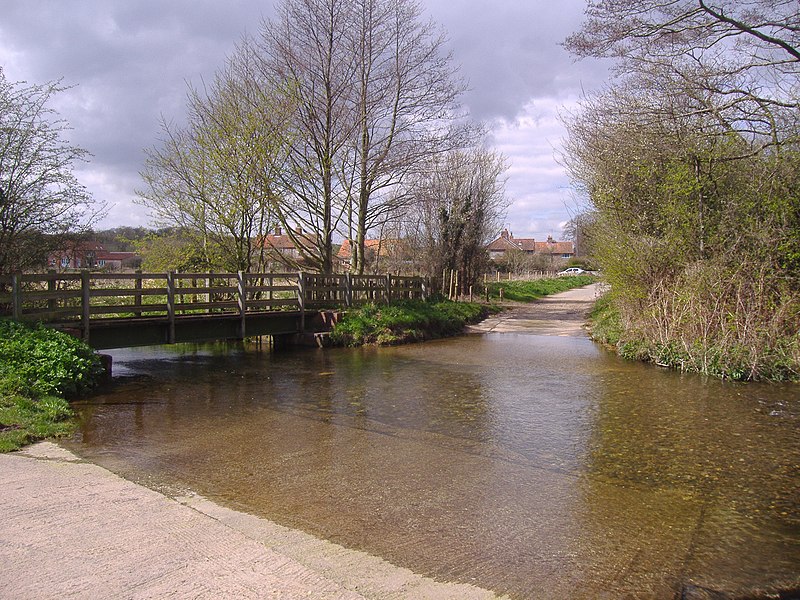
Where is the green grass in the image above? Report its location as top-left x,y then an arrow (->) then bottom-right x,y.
486,274 -> 598,302
330,299 -> 494,346
0,320 -> 104,452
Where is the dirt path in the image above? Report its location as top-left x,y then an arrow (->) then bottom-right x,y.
0,443 -> 506,599
468,282 -> 605,337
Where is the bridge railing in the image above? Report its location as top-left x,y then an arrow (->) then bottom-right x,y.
0,270 -> 429,329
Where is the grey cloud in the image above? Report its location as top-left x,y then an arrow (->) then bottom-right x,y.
0,0 -> 603,233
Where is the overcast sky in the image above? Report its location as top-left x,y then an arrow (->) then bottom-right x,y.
0,0 -> 608,241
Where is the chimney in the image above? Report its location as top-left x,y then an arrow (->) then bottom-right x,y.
295,226 -> 303,235
501,228 -> 511,239
275,225 -> 282,236
547,235 -> 554,243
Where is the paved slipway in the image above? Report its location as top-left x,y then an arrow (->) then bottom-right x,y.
0,284 -> 601,600
467,282 -> 605,337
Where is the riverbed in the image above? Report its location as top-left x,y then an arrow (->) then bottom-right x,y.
64,295 -> 799,599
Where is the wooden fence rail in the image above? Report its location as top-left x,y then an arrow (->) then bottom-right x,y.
0,270 -> 429,341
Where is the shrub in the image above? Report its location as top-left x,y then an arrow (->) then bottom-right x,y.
0,320 -> 104,398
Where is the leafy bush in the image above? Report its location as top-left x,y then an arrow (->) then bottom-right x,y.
0,320 -> 104,452
0,320 -> 104,398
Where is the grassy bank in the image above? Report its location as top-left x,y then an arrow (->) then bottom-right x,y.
330,299 -> 493,346
0,320 -> 104,452
588,294 -> 800,383
486,274 -> 597,302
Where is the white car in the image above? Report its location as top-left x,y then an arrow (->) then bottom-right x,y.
558,267 -> 585,276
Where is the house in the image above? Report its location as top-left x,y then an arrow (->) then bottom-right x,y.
534,236 -> 575,260
337,238 -> 412,273
485,229 -> 574,261
259,225 -> 320,267
48,241 -> 140,271
485,229 -> 536,260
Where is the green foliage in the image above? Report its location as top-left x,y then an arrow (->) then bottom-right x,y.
486,275 -> 597,302
0,320 -> 104,451
330,300 -> 491,346
0,320 -> 104,397
589,293 -> 800,382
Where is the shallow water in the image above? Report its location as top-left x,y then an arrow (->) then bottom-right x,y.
66,333 -> 800,599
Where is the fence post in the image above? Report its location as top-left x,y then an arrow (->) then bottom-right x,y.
345,272 -> 353,307
11,273 -> 22,320
385,274 -> 392,304
134,269 -> 143,317
47,270 -> 56,313
297,271 -> 306,332
237,271 -> 247,339
81,270 -> 91,342
166,270 -> 175,343
421,277 -> 428,301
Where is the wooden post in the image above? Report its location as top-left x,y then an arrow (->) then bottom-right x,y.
47,269 -> 56,313
134,270 -> 143,317
345,272 -> 353,307
81,270 -> 91,342
237,271 -> 247,339
297,271 -> 306,332
421,277 -> 428,301
442,268 -> 447,295
385,274 -> 392,304
500,287 -> 504,302
166,271 -> 175,343
469,285 -> 473,303
11,273 -> 22,320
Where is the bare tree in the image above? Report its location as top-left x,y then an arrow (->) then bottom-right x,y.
408,145 -> 508,292
565,0 -> 800,150
256,0 -> 359,274
0,69 -> 103,275
341,0 -> 467,274
137,45 -> 295,273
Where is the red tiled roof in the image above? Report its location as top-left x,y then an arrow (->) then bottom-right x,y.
534,241 -> 574,255
337,239 -> 385,259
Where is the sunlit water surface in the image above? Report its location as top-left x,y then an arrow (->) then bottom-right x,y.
65,334 -> 799,599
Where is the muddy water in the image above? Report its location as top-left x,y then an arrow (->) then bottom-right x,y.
66,334 -> 799,599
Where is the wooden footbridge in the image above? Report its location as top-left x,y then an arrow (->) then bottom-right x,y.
0,271 -> 428,350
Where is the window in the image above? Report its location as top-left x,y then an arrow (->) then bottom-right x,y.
98,259 -> 106,267
561,253 -> 571,259
60,257 -> 70,268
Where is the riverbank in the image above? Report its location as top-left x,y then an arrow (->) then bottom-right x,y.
0,441 -> 505,599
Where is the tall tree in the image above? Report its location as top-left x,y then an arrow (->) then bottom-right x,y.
0,69 -> 102,274
258,0 -> 359,274
256,0 -> 466,274
342,0 -> 466,274
138,46 -> 295,273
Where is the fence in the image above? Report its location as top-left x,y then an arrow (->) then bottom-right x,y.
0,271 -> 429,340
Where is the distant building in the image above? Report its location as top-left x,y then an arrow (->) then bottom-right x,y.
534,236 -> 575,260
259,225 -> 320,268
486,229 -> 536,260
485,229 -> 574,262
48,241 -> 140,271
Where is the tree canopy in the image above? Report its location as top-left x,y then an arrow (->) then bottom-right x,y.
0,68 -> 102,274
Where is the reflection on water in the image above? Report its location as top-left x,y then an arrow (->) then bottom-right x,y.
66,334 -> 800,599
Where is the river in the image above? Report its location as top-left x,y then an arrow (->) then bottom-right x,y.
64,314 -> 799,598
